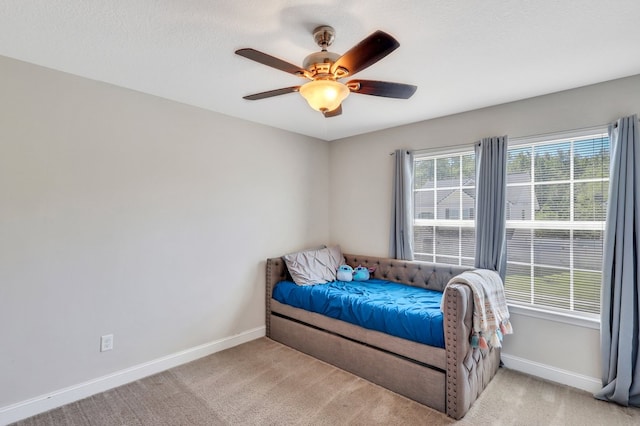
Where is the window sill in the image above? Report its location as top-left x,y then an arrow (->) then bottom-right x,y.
508,304 -> 600,330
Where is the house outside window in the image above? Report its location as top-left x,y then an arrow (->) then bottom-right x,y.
413,128 -> 609,318
413,151 -> 476,267
505,130 -> 609,317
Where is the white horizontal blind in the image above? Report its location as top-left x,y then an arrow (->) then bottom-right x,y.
412,129 -> 609,317
413,150 -> 476,266
505,131 -> 609,316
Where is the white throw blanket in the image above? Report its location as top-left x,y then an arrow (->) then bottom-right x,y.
442,269 -> 513,349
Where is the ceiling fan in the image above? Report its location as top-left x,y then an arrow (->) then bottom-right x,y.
235,26 -> 417,118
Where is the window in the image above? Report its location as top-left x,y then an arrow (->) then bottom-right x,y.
505,131 -> 609,317
412,128 -> 609,318
413,151 -> 476,266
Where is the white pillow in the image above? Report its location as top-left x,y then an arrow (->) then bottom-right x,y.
283,245 -> 344,286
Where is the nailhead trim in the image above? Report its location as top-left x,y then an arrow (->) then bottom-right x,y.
265,258 -> 273,337
445,286 -> 459,417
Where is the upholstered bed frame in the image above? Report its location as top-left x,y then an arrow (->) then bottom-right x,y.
266,254 -> 501,419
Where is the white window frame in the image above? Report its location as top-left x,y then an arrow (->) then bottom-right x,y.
411,126 -> 608,328
413,149 -> 476,266
506,126 -> 608,323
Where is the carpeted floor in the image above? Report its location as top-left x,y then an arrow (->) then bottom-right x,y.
12,338 -> 640,425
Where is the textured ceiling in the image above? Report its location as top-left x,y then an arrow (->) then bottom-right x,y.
1,1 -> 639,141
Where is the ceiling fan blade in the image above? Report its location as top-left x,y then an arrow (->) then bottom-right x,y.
330,30 -> 400,76
347,80 -> 417,99
322,104 -> 342,118
235,48 -> 305,76
243,86 -> 300,100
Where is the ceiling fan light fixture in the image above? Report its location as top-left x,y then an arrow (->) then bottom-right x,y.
236,27 -> 415,117
299,79 -> 350,112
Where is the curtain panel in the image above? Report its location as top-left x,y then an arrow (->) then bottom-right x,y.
474,136 -> 507,279
596,114 -> 640,407
390,149 -> 414,260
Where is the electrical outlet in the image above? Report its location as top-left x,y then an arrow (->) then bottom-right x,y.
100,334 -> 114,352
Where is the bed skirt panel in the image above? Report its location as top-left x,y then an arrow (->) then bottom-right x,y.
270,315 -> 446,412
271,300 -> 447,370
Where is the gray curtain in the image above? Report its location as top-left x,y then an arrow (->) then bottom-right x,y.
595,114 -> 640,407
390,149 -> 414,260
474,136 -> 507,279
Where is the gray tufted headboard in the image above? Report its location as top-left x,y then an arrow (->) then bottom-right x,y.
343,254 -> 472,292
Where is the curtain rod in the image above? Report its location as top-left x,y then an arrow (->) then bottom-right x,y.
388,115 -> 638,156
389,143 -> 474,156
612,114 -> 640,128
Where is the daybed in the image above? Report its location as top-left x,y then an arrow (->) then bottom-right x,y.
266,253 -> 502,419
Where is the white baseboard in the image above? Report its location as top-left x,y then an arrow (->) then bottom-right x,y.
500,353 -> 601,394
0,327 -> 265,425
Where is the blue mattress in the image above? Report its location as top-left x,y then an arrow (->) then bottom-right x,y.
272,279 -> 445,348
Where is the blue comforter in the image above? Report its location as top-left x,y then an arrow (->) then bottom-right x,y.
272,279 -> 445,348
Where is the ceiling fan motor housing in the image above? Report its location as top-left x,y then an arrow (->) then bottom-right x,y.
303,51 -> 340,74
303,25 -> 342,77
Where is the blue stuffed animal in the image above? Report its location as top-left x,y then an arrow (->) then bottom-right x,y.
353,266 -> 370,281
337,264 -> 353,282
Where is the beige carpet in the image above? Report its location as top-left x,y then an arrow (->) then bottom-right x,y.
13,338 -> 640,425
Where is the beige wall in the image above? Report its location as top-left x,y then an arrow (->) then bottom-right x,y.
0,55 -> 330,407
3,49 -> 640,413
329,74 -> 640,382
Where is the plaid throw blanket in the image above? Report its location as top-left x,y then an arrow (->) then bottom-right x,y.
442,269 -> 513,349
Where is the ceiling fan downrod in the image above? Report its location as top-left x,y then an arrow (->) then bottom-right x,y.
313,25 -> 335,51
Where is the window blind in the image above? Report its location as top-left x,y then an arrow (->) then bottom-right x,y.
412,130 -> 609,317
413,151 -> 476,266
505,132 -> 609,316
